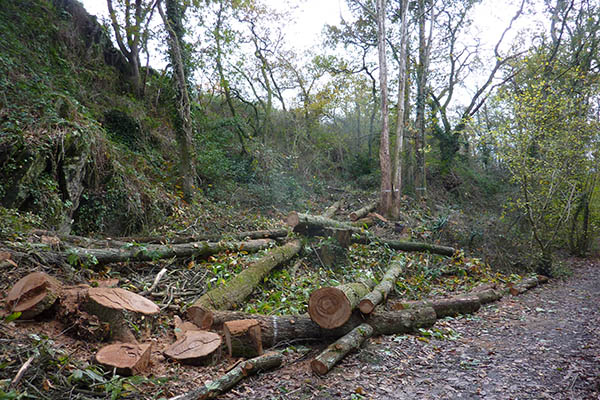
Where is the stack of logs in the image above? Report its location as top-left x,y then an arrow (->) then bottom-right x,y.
2,201 -> 550,399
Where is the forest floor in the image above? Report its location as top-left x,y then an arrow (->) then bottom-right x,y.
216,257 -> 600,400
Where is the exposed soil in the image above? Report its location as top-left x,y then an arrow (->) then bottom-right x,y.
212,258 -> 600,400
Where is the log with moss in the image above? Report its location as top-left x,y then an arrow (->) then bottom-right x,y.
393,294 -> 481,318
472,288 -> 503,304
63,239 -> 274,266
308,279 -> 376,329
169,351 -> 283,400
189,307 -> 437,348
359,258 -> 408,314
187,240 -> 302,326
116,229 -> 290,245
322,200 -> 344,219
509,275 -> 548,295
349,202 -> 378,221
286,212 -> 362,235
352,236 -> 456,257
311,323 -> 373,375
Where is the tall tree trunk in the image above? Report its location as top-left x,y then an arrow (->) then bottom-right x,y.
377,0 -> 392,215
160,0 -> 196,201
414,0 -> 429,200
391,0 -> 409,217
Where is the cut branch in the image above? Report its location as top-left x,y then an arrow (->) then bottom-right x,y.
353,235 -> 456,257
64,239 -> 274,265
169,351 -> 283,400
311,323 -> 373,375
322,200 -> 345,219
349,202 -> 378,221
187,240 -> 302,325
287,212 -> 362,235
359,258 -> 408,314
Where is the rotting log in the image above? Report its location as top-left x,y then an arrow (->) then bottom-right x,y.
189,307 -> 437,348
116,229 -> 289,245
351,217 -> 374,228
308,279 -> 375,329
187,240 -> 302,326
509,276 -> 543,295
352,235 -> 456,257
5,272 -> 62,319
63,238 -> 274,266
95,343 -> 151,376
224,319 -> 263,358
164,330 -> 222,365
349,202 -> 378,221
311,323 -> 373,375
287,212 -> 362,236
359,258 -> 408,314
169,351 -> 283,400
322,200 -> 344,219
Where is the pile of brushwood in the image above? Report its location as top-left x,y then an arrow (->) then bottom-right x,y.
0,200 -> 548,399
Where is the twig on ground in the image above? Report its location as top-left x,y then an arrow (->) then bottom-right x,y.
11,355 -> 34,387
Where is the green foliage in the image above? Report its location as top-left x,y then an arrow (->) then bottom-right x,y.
103,109 -> 143,149
0,207 -> 42,240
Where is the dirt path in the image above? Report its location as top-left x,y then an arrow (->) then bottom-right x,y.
222,259 -> 600,399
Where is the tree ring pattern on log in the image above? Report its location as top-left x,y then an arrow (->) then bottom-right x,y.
308,287 -> 351,329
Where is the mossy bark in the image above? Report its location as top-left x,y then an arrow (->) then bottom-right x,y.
359,257 -> 407,314
311,323 -> 373,375
187,240 -> 301,316
287,212 -> 362,235
352,236 -> 456,257
349,202 -> 378,221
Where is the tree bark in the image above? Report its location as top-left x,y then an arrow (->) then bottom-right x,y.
472,288 -> 503,304
359,258 -> 407,314
393,294 -> 481,318
287,212 -> 362,235
159,0 -> 196,200
376,0 -> 393,215
63,239 -> 274,266
169,352 -> 283,400
311,323 -> 373,375
187,240 -> 301,323
114,229 -> 289,245
224,319 -> 263,358
323,199 -> 345,219
349,202 -> 378,221
309,279 -> 376,329
189,307 -> 437,348
352,236 -> 456,257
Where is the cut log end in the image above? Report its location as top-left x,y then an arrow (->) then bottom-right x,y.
224,319 -> 263,358
358,299 -> 375,315
164,330 -> 222,365
95,343 -> 151,376
187,306 -> 214,330
6,272 -> 62,319
310,359 -> 329,375
88,287 -> 160,315
286,212 -> 300,228
308,287 -> 352,329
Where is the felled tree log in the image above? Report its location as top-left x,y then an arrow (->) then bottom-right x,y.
5,272 -> 62,319
63,239 -> 274,266
308,279 -> 375,329
187,240 -> 302,326
95,343 -> 151,376
287,212 -> 362,235
472,288 -> 503,304
58,286 -> 159,342
322,200 -> 344,219
224,319 -> 263,358
117,229 -> 290,245
164,330 -> 222,365
349,202 -> 377,221
189,307 -> 437,348
509,275 -> 549,295
169,352 -> 283,400
311,323 -> 373,375
352,236 -> 456,257
393,295 -> 481,318
359,258 -> 408,314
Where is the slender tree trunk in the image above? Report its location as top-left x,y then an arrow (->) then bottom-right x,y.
391,0 -> 409,217
160,0 -> 196,201
377,0 -> 392,215
414,0 -> 429,200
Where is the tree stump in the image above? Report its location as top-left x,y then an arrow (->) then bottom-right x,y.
164,330 -> 222,365
223,319 -> 263,358
5,272 -> 62,319
95,343 -> 151,376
